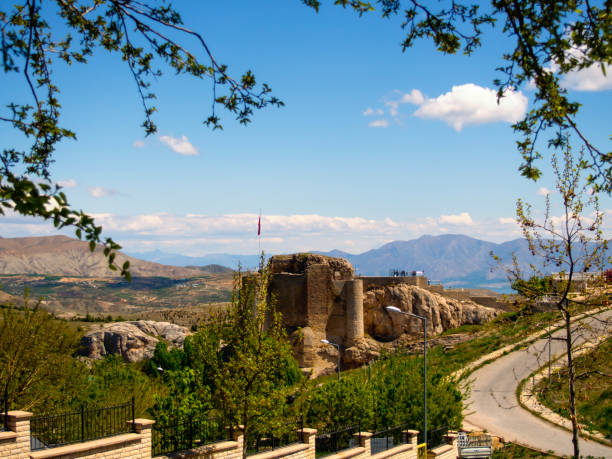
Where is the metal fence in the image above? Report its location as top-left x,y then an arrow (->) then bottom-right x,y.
246,417 -> 304,456
152,417 -> 229,457
370,423 -> 410,455
418,426 -> 448,449
315,424 -> 361,458
29,399 -> 135,451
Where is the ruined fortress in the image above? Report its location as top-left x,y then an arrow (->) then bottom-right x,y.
268,253 -> 505,375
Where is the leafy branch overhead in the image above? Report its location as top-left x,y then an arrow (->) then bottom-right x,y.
306,0 -> 611,192
1,0 -> 283,278
1,1 -> 610,279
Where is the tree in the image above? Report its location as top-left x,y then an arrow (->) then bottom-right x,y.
0,299 -> 80,415
150,263 -> 303,458
509,144 -> 609,458
2,2 -> 610,274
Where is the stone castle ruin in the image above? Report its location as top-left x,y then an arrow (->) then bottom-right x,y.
268,253 -> 504,376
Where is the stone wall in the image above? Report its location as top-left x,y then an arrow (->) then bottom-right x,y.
0,413 -> 458,459
361,277 -> 428,291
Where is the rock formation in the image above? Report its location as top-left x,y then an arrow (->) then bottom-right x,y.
80,320 -> 189,363
269,253 -> 503,377
363,284 -> 499,341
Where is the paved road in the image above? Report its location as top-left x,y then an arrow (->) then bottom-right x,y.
465,310 -> 612,458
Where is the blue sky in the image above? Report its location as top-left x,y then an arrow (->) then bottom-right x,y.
1,1 -> 610,256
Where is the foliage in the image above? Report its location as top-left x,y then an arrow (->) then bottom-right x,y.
79,355 -> 163,417
305,351 -> 463,433
492,443 -> 559,458
149,263 -> 303,457
0,299 -> 80,412
1,1 -> 283,276
537,338 -> 612,438
304,0 -> 611,192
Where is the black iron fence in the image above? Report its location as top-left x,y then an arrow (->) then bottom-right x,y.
30,399 -> 135,451
315,424 -> 361,458
152,417 -> 229,457
246,417 -> 303,456
418,426 -> 448,449
370,423 -> 410,455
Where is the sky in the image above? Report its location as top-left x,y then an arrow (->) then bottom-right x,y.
1,1 -> 611,257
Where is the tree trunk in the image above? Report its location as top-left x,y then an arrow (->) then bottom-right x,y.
564,309 -> 580,459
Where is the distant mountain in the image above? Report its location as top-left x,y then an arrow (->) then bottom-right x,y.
128,234 -> 608,292
188,264 -> 234,274
317,235 -> 608,291
0,236 -> 206,278
128,250 -> 261,271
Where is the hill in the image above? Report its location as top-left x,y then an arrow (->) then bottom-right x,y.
0,236 -> 205,278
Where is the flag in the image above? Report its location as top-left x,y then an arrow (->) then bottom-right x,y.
257,214 -> 261,236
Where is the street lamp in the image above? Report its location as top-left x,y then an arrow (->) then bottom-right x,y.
321,339 -> 341,380
385,305 -> 428,447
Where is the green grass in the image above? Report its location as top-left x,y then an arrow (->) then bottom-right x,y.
536,338 -> 612,438
492,443 -> 559,458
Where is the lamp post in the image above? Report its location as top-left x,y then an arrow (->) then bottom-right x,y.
385,305 -> 428,447
321,339 -> 341,380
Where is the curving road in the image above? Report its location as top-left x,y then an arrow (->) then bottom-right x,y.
464,310 -> 612,458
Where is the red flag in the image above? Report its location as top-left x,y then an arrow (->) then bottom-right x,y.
257,214 -> 261,236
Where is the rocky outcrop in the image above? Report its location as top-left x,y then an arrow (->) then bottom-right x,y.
269,253 -> 354,279
80,320 -> 189,362
364,284 -> 499,341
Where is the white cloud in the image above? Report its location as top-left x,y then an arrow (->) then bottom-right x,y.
2,211 -> 607,256
559,47 -> 612,91
368,119 -> 389,128
132,139 -> 146,148
438,212 -> 474,225
57,179 -> 78,188
413,84 -> 528,131
87,187 -> 117,198
561,62 -> 612,91
400,89 -> 425,105
537,187 -> 551,196
533,46 -> 612,92
159,135 -> 199,156
363,107 -> 383,116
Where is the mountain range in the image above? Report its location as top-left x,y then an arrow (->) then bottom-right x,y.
0,234 -> 605,292
129,234 -> 551,291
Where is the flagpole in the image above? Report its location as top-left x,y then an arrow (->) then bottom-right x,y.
258,208 -> 262,258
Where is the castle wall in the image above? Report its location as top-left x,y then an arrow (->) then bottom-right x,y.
269,273 -> 307,329
361,276 -> 428,291
306,264 -> 333,333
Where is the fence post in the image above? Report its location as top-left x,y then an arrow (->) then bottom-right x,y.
80,405 -> 85,443
189,414 -> 193,449
131,397 -> 135,432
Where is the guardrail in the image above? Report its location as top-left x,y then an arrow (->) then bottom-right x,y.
30,399 -> 135,451
370,423 -> 410,455
246,417 -> 304,456
152,416 -> 230,457
315,424 -> 361,457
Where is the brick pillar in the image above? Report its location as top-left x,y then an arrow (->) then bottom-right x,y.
0,411 -> 32,459
300,428 -> 317,459
231,425 -> 245,458
443,432 -> 457,445
128,418 -> 155,459
404,429 -> 420,449
355,431 -> 372,455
